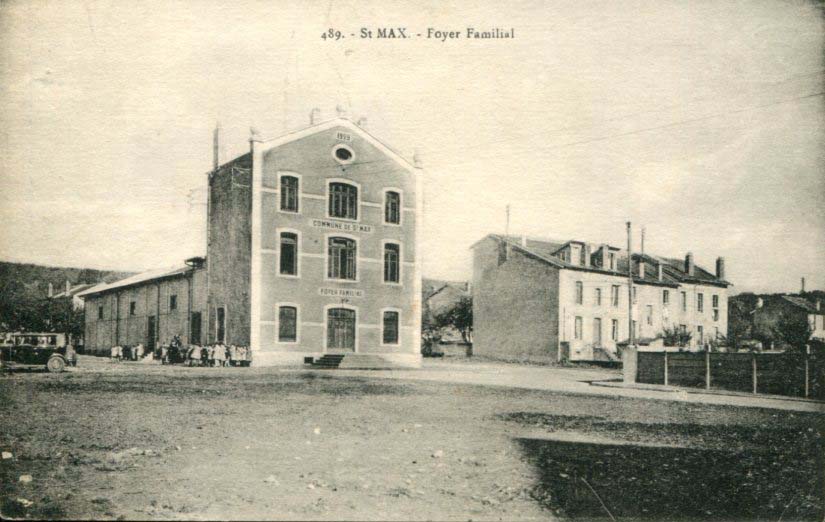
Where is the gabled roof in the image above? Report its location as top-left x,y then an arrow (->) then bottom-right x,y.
52,283 -> 97,299
781,295 -> 823,314
474,234 -> 730,287
77,265 -> 196,299
252,118 -> 420,174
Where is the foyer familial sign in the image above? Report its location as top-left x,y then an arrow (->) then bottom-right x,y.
319,287 -> 364,298
310,218 -> 373,234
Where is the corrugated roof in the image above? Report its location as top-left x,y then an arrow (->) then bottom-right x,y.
77,265 -> 193,298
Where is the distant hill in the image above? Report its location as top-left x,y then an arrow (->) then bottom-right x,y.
0,260 -> 134,299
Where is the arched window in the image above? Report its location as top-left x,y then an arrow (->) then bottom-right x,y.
384,191 -> 400,224
383,243 -> 400,283
328,237 -> 357,280
280,175 -> 299,212
279,232 -> 298,276
329,182 -> 358,220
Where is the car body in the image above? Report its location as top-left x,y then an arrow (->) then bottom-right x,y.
0,333 -> 76,372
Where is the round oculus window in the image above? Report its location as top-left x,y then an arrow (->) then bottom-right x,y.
332,145 -> 355,164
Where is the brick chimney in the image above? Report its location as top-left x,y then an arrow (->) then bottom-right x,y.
47,282 -> 53,298
685,252 -> 695,276
801,277 -> 806,293
639,259 -> 646,279
65,279 -> 71,294
212,122 -> 221,171
716,257 -> 725,280
657,262 -> 663,281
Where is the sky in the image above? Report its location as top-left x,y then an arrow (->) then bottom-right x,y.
1,0 -> 823,294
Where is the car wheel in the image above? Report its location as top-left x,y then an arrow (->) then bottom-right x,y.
47,356 -> 66,373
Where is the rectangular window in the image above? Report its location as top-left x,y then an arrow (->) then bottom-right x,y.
593,318 -> 602,344
328,237 -> 357,280
280,232 -> 298,276
715,327 -> 719,339
712,295 -> 719,308
646,305 -> 653,325
382,311 -> 399,345
190,312 -> 202,344
216,307 -> 226,343
98,305 -> 104,320
278,306 -> 297,342
632,286 -> 637,304
608,252 -> 616,270
595,288 -> 602,306
383,243 -> 400,283
169,294 -> 177,311
611,285 -> 620,307
280,175 -> 299,212
611,319 -> 619,341
384,191 -> 401,224
663,290 -> 669,305
681,292 -> 687,311
680,324 -> 687,334
697,293 -> 704,313
579,247 -> 586,266
328,182 -> 358,220
697,325 -> 704,344
574,316 -> 583,340
575,281 -> 583,305
713,309 -> 719,321
130,301 -> 136,315
632,320 -> 638,339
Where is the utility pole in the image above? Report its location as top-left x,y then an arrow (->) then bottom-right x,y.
627,221 -> 634,345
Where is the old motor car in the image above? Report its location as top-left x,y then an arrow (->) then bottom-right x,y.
0,333 -> 76,372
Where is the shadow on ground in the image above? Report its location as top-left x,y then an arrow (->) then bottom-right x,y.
512,415 -> 824,521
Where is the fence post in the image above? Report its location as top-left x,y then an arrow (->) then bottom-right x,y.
752,353 -> 758,395
705,350 -> 711,391
805,344 -> 810,399
664,351 -> 669,386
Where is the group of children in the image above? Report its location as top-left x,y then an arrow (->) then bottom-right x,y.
183,343 -> 251,367
108,335 -> 251,367
109,343 -> 146,362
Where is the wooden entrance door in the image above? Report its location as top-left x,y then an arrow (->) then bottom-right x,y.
147,316 -> 156,351
327,308 -> 355,352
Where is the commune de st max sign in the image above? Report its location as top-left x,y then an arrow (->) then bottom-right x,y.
311,218 -> 373,234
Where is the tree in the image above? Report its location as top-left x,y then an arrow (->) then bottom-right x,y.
434,295 -> 473,344
772,311 -> 812,353
420,299 -> 443,356
661,325 -> 692,348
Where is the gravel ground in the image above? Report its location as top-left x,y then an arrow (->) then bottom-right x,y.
0,356 -> 823,521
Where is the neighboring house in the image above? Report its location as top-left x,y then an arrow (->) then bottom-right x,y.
423,278 -> 470,343
51,280 -> 97,310
471,234 -> 731,362
751,295 -> 825,346
80,115 -> 423,367
78,258 -> 207,353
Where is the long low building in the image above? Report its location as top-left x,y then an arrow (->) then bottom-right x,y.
79,258 -> 207,354
472,234 -> 732,362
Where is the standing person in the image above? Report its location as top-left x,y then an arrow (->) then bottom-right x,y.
110,345 -> 118,362
123,345 -> 131,362
135,343 -> 144,361
202,344 -> 210,367
160,344 -> 168,365
228,345 -> 237,367
213,343 -> 225,368
189,345 -> 200,367
116,345 -> 123,362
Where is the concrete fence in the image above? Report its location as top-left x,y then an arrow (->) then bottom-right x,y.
629,348 -> 825,400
